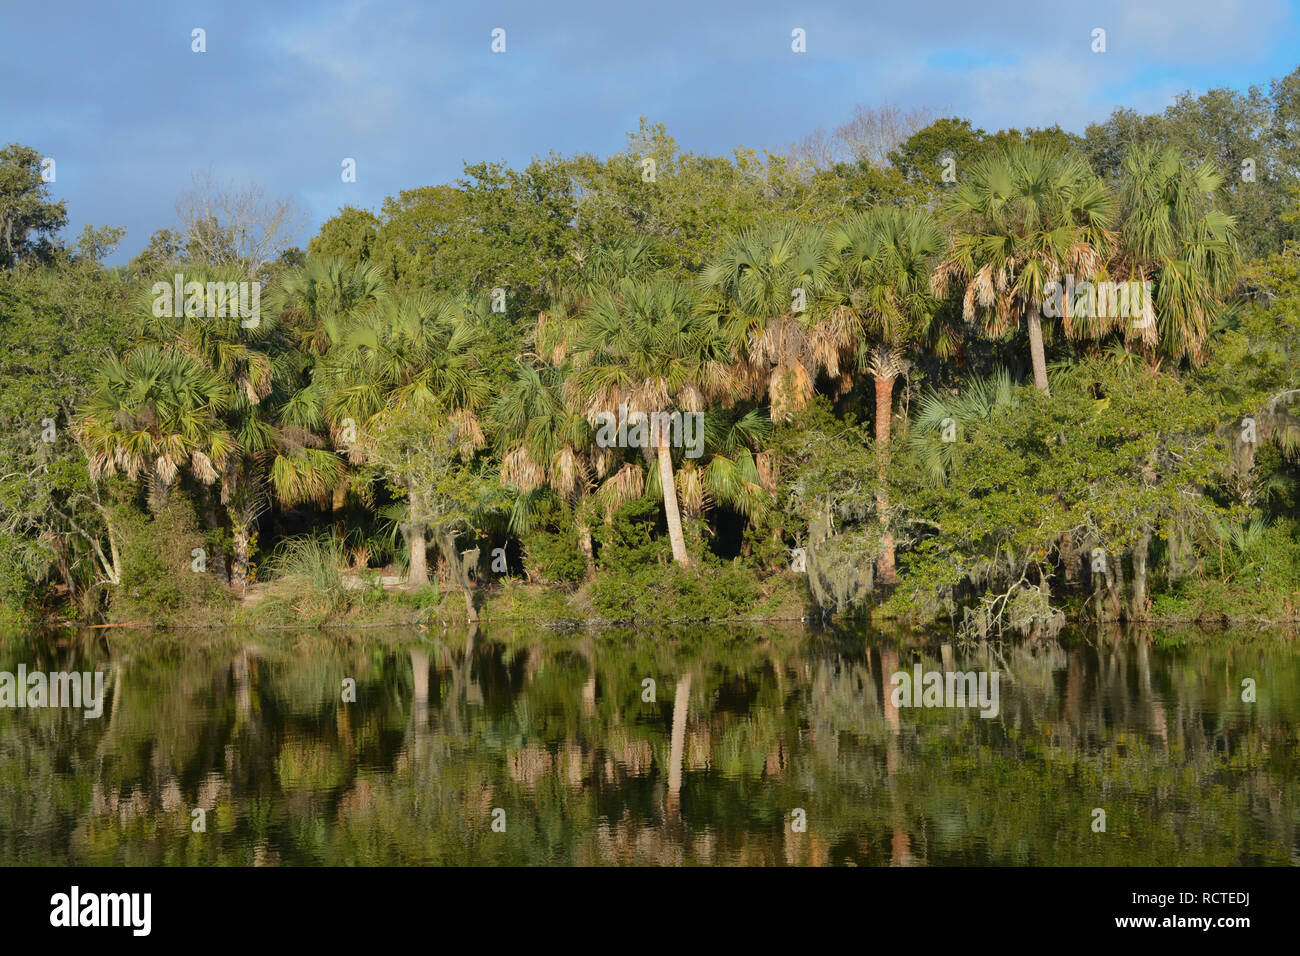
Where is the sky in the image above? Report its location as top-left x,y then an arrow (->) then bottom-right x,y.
2,0 -> 1298,265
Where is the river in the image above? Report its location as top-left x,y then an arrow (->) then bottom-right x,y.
1,625 -> 1295,865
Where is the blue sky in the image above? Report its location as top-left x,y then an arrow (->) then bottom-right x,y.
2,0 -> 1298,264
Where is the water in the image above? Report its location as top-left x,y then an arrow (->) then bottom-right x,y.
1,626 -> 1296,866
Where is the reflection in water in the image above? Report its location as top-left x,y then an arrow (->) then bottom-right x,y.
0,626 -> 1296,866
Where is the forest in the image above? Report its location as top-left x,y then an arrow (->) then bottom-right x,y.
1,68 -> 1298,634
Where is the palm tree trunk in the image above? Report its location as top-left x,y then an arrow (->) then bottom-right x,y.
1026,312 -> 1051,396
874,371 -> 897,584
656,438 -> 690,568
667,671 -> 692,817
145,473 -> 170,514
575,516 -> 595,578
231,524 -> 251,593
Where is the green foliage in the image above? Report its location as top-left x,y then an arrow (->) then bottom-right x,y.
306,206 -> 381,266
518,498 -> 587,584
260,534 -> 359,623
0,254 -> 135,618
1084,70 -> 1300,258
589,553 -> 761,622
0,143 -> 67,269
592,498 -> 669,575
5,83 -> 1300,627
108,492 -> 225,626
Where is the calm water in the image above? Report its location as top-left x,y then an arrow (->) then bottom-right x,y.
0,625 -> 1296,866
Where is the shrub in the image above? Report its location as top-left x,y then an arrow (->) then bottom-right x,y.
519,498 -> 587,584
109,491 -> 226,625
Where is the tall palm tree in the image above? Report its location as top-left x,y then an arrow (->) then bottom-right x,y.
269,257 -> 388,512
323,291 -> 490,586
1106,144 -> 1240,363
933,145 -> 1116,397
699,224 -> 849,419
568,277 -> 735,567
503,238 -> 670,571
832,207 -> 945,582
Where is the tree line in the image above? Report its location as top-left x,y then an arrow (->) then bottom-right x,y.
1,71 -> 1298,630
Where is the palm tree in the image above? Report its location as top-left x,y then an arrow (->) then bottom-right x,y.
907,368 -> 1023,485
833,207 -> 946,581
137,264 -> 342,589
834,207 -> 946,440
269,256 -> 388,357
78,345 -> 235,509
699,224 -> 849,419
1107,144 -> 1240,363
323,290 -> 490,586
535,236 -> 661,367
694,408 -> 774,526
504,237 -> 673,572
269,257 -> 388,512
492,360 -> 599,573
568,277 -> 735,567
933,145 -> 1116,397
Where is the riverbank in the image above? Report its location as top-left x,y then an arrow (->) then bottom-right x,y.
24,566 -> 1299,635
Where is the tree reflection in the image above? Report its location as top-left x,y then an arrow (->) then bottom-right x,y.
0,625 -> 1295,865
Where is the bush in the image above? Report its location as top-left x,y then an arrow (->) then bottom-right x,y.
109,492 -> 226,625
518,498 -> 588,584
593,497 -> 668,574
590,553 -> 760,622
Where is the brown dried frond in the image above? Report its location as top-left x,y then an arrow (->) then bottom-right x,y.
768,363 -> 814,421
985,293 -> 1018,338
449,409 -> 486,457
676,462 -> 707,518
502,446 -> 544,492
973,264 -> 996,310
551,445 -> 587,501
598,463 -> 645,517
931,259 -> 964,298
755,451 -> 778,492
678,384 -> 704,414
1069,242 -> 1103,278
191,451 -> 218,484
809,321 -> 843,379
154,454 -> 178,487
